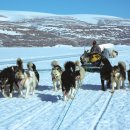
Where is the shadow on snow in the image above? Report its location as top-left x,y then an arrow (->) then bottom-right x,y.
37,93 -> 62,103
81,84 -> 101,91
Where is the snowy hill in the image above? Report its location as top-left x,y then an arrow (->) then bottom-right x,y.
0,45 -> 130,130
0,10 -> 130,47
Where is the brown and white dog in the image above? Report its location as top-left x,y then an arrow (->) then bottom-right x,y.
111,61 -> 126,92
51,60 -> 62,91
15,62 -> 38,98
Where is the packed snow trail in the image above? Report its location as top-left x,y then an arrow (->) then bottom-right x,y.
60,91 -> 110,130
88,92 -> 113,130
8,90 -> 106,130
96,90 -> 130,130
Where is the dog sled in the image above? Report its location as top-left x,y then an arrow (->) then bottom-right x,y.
80,51 -> 101,72
80,43 -> 118,72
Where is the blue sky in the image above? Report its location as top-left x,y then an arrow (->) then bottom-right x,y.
0,0 -> 130,19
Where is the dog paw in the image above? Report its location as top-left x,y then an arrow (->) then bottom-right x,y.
110,90 -> 114,93
2,92 -> 8,98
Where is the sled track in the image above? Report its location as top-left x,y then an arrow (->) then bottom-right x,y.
89,92 -> 114,130
0,100 -> 42,124
14,102 -> 53,130
64,91 -> 105,130
0,101 -> 52,129
52,90 -> 94,130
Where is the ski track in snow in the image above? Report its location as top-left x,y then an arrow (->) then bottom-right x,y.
61,91 -> 110,130
96,91 -> 130,130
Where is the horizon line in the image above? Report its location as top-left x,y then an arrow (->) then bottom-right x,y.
0,9 -> 128,19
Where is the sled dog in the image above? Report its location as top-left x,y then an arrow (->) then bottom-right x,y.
15,63 -> 38,98
75,60 -> 85,88
111,61 -> 126,92
100,58 -> 112,91
61,61 -> 76,101
51,60 -> 62,91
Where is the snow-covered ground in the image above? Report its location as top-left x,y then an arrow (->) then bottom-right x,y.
0,45 -> 130,130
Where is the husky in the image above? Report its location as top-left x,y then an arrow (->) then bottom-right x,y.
51,60 -> 62,91
111,61 -> 126,92
100,57 -> 112,91
27,62 -> 39,82
61,61 -> 76,101
0,58 -> 24,98
0,66 -> 20,97
75,60 -> 85,88
15,63 -> 38,98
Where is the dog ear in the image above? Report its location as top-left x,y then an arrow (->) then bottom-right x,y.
11,67 -> 14,71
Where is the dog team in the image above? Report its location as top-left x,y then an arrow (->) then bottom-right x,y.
0,57 -> 130,101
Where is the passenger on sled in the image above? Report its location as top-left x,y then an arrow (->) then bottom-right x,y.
90,40 -> 101,54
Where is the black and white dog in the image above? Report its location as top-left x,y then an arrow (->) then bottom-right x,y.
100,57 -> 112,91
61,61 -> 76,101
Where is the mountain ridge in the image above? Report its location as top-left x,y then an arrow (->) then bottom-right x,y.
0,10 -> 130,47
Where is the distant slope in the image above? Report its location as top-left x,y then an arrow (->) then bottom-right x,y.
0,10 -> 130,47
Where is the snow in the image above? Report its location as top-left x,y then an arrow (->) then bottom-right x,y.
0,29 -> 22,35
0,10 -> 56,22
0,10 -> 130,26
69,14 -> 121,24
0,45 -> 130,130
99,43 -> 114,52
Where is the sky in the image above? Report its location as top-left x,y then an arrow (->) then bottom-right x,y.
0,0 -> 130,19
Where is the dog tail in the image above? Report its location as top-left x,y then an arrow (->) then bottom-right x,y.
118,61 -> 126,80
118,61 -> 126,71
64,61 -> 75,72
